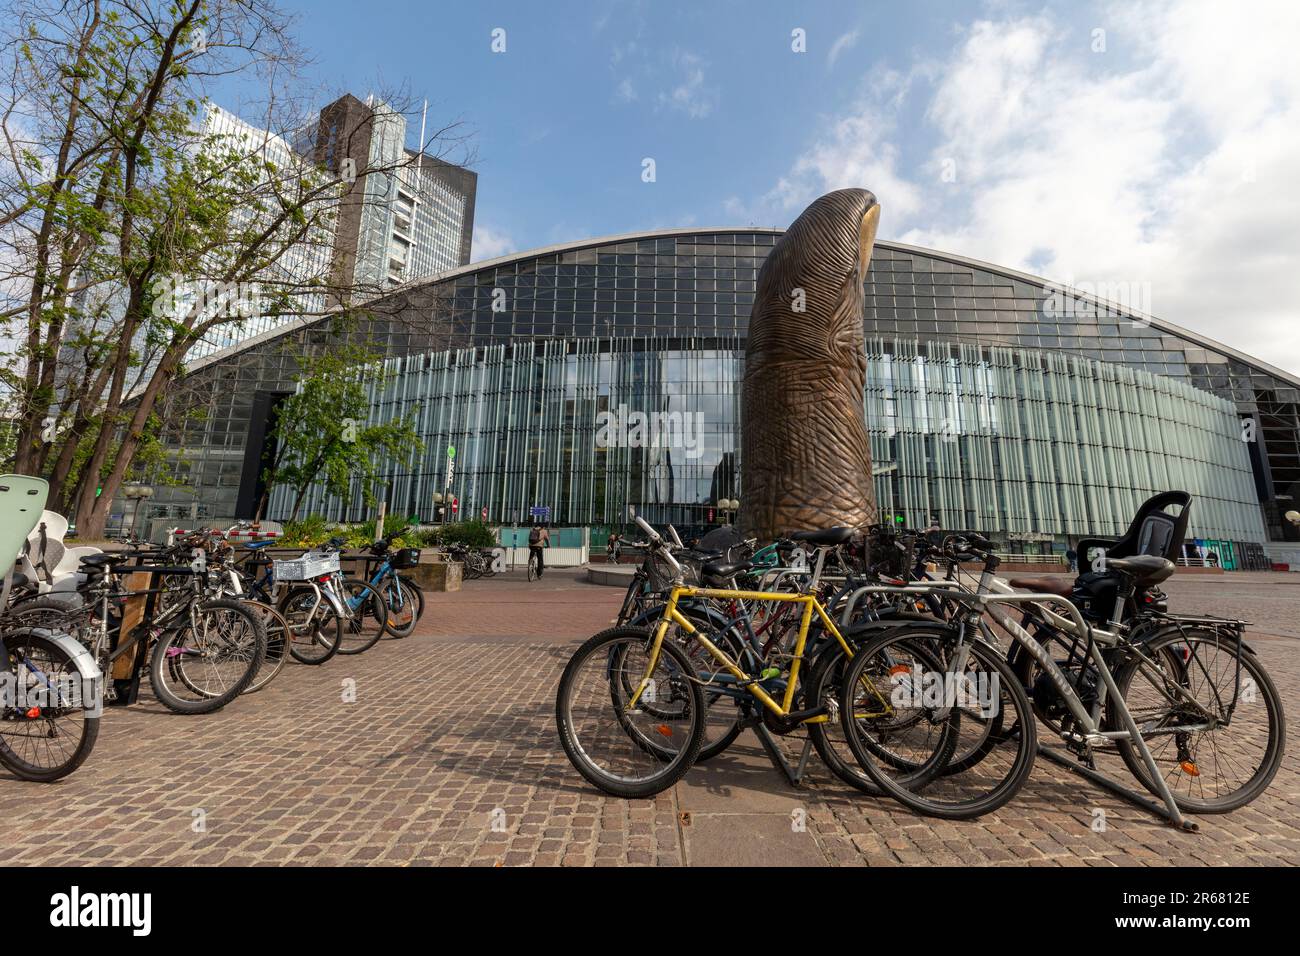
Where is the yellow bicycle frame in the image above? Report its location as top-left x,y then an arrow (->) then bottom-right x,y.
626,584 -> 887,723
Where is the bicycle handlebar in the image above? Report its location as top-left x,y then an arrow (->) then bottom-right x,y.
633,516 -> 684,579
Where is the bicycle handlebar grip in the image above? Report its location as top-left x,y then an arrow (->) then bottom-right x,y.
633,515 -> 659,543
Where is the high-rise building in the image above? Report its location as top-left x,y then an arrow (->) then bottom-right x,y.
185,105 -> 335,359
187,95 -> 477,359
305,94 -> 476,297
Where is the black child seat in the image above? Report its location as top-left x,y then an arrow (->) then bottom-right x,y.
1077,490 -> 1191,566
1072,491 -> 1191,622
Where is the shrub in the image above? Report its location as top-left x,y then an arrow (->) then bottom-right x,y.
422,519 -> 496,548
279,515 -> 334,548
279,513 -> 427,550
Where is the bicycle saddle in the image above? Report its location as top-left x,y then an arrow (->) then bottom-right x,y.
79,552 -> 127,568
700,559 -> 755,580
787,526 -> 854,546
1105,555 -> 1176,585
1007,575 -> 1073,597
241,539 -> 276,550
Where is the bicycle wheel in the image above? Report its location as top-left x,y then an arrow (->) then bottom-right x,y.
841,628 -> 1036,820
1112,628 -> 1285,813
527,554 -> 539,582
150,600 -> 265,714
278,587 -> 343,664
336,579 -> 388,655
556,626 -> 704,797
378,576 -> 418,638
399,576 -> 426,621
8,593 -> 85,629
241,602 -> 292,692
625,606 -> 744,762
0,629 -> 100,782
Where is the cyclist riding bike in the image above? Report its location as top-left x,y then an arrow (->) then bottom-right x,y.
528,524 -> 549,579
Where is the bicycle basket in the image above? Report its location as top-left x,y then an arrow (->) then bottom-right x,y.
391,547 -> 421,569
643,551 -> 700,591
273,551 -> 340,581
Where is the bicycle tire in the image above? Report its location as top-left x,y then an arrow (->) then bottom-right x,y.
0,629 -> 100,782
242,602 -> 292,693
379,576 -> 419,638
1111,628 -> 1285,813
840,627 -> 1036,820
398,576 -> 426,621
623,605 -> 745,762
278,587 -> 343,664
556,626 -> 704,798
335,579 -> 388,655
149,599 -> 265,714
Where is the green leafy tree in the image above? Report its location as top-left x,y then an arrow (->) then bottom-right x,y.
259,347 -> 422,521
1,0 -> 471,537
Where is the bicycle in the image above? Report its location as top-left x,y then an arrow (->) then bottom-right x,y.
274,540 -> 388,656
28,548 -> 267,715
1,475 -> 102,782
555,517 -> 887,798
232,538 -> 342,665
837,540 -> 1284,825
358,532 -> 425,638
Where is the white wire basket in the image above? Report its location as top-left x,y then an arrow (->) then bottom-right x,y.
273,551 -> 340,581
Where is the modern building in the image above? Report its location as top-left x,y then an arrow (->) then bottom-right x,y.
187,95 -> 477,359
146,227 -> 1299,564
304,94 -> 476,294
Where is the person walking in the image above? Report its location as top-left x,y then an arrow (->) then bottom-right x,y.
528,523 -> 550,578
1065,546 -> 1078,573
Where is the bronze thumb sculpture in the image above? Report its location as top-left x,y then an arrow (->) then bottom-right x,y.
739,188 -> 880,540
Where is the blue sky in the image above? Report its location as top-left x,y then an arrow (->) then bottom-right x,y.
214,0 -> 1300,373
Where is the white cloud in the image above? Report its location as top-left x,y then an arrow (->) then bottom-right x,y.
744,0 -> 1300,375
657,50 -> 718,119
727,71 -> 924,226
471,224 -> 515,261
827,30 -> 860,68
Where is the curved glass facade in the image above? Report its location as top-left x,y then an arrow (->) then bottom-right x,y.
272,336 -> 1263,546
150,227 -> 1295,548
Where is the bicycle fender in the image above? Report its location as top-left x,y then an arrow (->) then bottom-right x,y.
2,626 -> 103,710
321,587 -> 348,617
1137,620 -> 1256,654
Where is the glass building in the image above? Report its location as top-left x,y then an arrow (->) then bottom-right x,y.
149,228 -> 1298,555
273,336 -> 1262,549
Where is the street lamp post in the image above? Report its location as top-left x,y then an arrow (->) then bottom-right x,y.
123,484 -> 154,539
716,498 -> 739,525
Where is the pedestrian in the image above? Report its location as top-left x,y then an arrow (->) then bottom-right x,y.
1065,546 -> 1077,572
606,530 -> 619,564
529,523 -> 550,577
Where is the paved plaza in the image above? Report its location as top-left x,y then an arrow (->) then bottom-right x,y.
2,570 -> 1297,866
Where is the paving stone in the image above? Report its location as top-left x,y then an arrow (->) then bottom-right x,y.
2,569 -> 1296,867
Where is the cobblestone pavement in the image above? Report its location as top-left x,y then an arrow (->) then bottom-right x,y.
2,570 -> 1297,866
